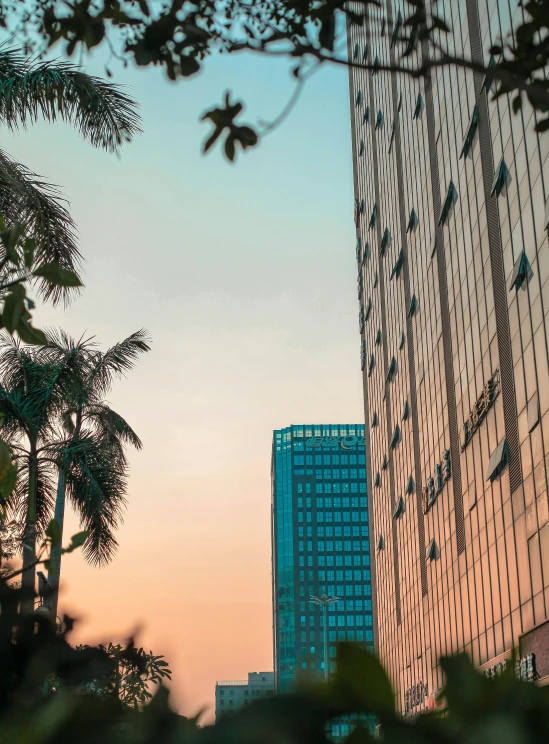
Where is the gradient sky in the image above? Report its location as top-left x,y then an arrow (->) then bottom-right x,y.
6,47 -> 363,720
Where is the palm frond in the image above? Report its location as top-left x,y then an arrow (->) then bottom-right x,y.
0,331 -> 29,389
0,148 -> 81,303
85,404 -> 142,451
0,48 -> 142,153
62,433 -> 127,566
10,456 -> 56,538
90,330 -> 151,397
0,387 -> 34,442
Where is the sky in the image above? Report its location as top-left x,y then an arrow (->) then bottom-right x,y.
5,46 -> 363,720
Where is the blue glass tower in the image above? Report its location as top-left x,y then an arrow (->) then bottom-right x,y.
271,423 -> 372,694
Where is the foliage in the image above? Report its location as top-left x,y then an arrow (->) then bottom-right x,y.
0,48 -> 141,298
0,582 -> 549,743
2,0 -> 549,160
74,642 -> 172,709
0,334 -> 128,612
38,328 -> 150,617
0,218 -> 81,346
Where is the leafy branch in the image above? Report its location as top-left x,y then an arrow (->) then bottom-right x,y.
1,0 -> 548,159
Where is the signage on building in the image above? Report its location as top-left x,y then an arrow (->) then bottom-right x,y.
460,370 -> 500,450
423,450 -> 451,513
520,617 -> 549,680
483,653 -> 538,682
305,436 -> 366,450
404,681 -> 428,715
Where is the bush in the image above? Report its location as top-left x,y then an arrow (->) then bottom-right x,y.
1,575 -> 549,743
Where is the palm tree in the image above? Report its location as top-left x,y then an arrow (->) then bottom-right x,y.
0,329 -> 149,615
38,328 -> 150,618
0,335 -> 79,612
0,46 -> 141,301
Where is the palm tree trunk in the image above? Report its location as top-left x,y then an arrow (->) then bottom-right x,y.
47,468 -> 65,620
21,449 -> 38,615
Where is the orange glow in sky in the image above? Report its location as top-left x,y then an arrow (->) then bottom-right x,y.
5,49 -> 362,721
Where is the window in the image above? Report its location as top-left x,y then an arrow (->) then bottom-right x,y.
407,208 -> 419,232
426,539 -> 438,561
408,294 -> 418,317
380,227 -> 391,256
373,55 -> 380,73
391,10 -> 403,47
374,472 -> 381,487
362,43 -> 368,61
355,90 -> 363,107
402,401 -> 410,421
368,353 -> 375,377
375,110 -> 384,130
386,356 -> 397,383
376,329 -> 382,345
486,438 -> 509,482
369,204 -> 377,229
413,92 -> 424,119
359,138 -> 365,156
371,412 -> 378,428
439,180 -> 458,225
491,159 -> 512,197
388,120 -> 395,152
390,250 -> 403,280
509,251 -> 533,292
481,55 -> 497,93
399,331 -> 405,350
393,496 -> 405,519
365,298 -> 372,321
353,42 -> 359,60
460,105 -> 479,159
390,425 -> 401,449
363,106 -> 370,125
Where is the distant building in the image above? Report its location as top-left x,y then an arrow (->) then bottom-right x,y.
215,672 -> 274,720
271,424 -> 372,694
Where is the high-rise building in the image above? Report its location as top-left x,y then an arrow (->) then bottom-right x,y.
215,672 -> 274,720
348,0 -> 549,715
271,424 -> 373,696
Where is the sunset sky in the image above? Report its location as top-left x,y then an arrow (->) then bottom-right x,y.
7,48 -> 363,720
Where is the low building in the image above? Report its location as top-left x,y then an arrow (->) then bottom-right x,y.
215,672 -> 274,720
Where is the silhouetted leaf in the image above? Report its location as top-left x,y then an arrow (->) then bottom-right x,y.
33,263 -> 82,287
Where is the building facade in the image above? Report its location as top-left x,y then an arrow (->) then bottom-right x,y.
215,672 -> 274,720
271,423 -> 373,698
348,0 -> 549,715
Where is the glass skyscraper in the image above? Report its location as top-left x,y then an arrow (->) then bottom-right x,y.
271,424 -> 372,695
349,0 -> 549,716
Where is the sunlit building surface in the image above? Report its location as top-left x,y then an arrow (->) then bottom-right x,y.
271,423 -> 373,708
348,0 -> 549,715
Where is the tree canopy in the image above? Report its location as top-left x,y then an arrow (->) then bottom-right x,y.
3,0 -> 549,160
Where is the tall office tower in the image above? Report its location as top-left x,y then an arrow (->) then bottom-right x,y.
271,424 -> 372,699
348,0 -> 549,715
